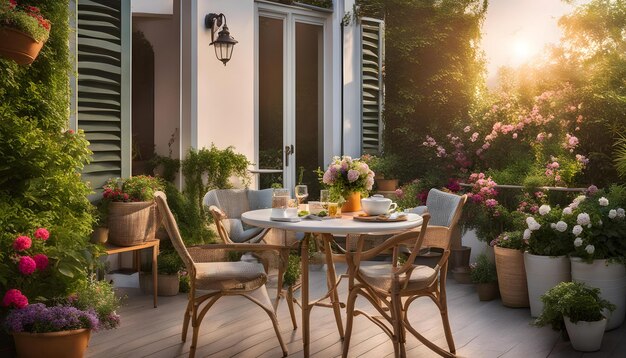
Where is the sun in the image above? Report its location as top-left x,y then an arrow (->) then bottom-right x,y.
511,39 -> 533,65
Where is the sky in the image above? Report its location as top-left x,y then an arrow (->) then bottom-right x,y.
480,0 -> 589,87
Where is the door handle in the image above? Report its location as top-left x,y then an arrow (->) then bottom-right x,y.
285,144 -> 294,167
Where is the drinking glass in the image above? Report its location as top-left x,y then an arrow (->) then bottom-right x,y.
320,189 -> 330,210
295,185 -> 308,208
272,188 -> 291,208
328,202 -> 339,217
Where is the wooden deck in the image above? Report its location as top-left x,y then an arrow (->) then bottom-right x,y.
88,264 -> 626,358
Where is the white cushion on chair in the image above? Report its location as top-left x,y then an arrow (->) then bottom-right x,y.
194,261 -> 267,291
359,264 -> 437,292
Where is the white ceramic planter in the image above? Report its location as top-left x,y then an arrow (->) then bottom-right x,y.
524,253 -> 571,317
570,257 -> 626,330
564,317 -> 607,352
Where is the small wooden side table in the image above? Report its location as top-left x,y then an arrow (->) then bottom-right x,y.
104,239 -> 160,308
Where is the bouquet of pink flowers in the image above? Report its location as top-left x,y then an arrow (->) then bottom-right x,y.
319,156 -> 374,200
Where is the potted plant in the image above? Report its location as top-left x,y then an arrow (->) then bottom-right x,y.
318,155 -> 374,212
491,231 -> 530,308
566,186 -> 626,330
308,234 -> 325,271
470,253 -> 498,301
102,175 -> 164,247
90,202 -> 109,244
534,281 -> 615,352
140,250 -> 183,296
367,154 -> 402,191
4,278 -> 120,358
0,0 -> 51,65
522,204 -> 574,317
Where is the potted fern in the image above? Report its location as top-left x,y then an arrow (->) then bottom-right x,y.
0,0 -> 51,64
534,282 -> 615,352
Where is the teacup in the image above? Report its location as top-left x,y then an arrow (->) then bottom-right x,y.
361,195 -> 398,216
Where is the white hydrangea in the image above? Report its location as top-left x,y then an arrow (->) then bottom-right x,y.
585,244 -> 595,255
572,225 -> 583,236
555,221 -> 567,232
562,207 -> 573,215
573,195 -> 586,204
574,237 -> 583,247
539,205 -> 551,215
618,208 -> 625,218
577,213 -> 591,226
609,209 -> 617,219
598,197 -> 609,206
523,229 -> 531,240
526,217 -> 541,231
550,223 -> 557,229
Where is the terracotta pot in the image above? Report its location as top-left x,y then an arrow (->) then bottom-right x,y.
90,226 -> 109,244
341,192 -> 361,212
476,282 -> 499,301
0,28 -> 45,65
494,246 -> 529,308
12,329 -> 91,358
375,178 -> 399,192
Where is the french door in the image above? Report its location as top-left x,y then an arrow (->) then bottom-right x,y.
256,6 -> 328,197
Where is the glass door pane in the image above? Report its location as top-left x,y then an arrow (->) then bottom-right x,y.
295,22 -> 324,198
258,16 -> 284,189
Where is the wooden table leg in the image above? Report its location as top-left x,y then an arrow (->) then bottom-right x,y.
301,234 -> 310,357
152,241 -> 159,308
322,233 -> 344,339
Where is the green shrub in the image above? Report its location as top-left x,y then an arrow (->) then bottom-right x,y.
535,282 -> 615,331
470,253 -> 497,284
157,251 -> 183,275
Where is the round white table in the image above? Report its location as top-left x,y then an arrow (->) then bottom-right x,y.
242,209 -> 424,356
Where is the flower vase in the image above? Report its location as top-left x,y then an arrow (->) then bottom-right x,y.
342,192 -> 361,212
12,329 -> 91,358
0,28 -> 45,65
524,253 -> 571,317
570,257 -> 626,330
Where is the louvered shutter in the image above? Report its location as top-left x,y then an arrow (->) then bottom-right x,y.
360,18 -> 384,154
77,0 -> 131,199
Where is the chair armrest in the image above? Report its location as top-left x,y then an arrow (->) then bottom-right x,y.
194,243 -> 290,253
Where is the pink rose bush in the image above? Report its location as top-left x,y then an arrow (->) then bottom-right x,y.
319,155 -> 374,200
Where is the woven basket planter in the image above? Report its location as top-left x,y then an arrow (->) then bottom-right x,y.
494,245 -> 529,308
107,201 -> 155,246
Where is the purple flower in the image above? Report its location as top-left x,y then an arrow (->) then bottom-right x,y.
347,169 -> 360,182
4,303 -> 99,333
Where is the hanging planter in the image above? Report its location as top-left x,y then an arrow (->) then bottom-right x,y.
0,1 -> 51,65
0,27 -> 45,65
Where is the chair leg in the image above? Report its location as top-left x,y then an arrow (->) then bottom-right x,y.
181,298 -> 192,342
287,286 -> 298,329
390,292 -> 404,358
342,287 -> 359,358
190,303 -> 200,358
440,303 -> 456,354
266,306 -> 289,357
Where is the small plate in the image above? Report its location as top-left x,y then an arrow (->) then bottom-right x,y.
304,214 -> 337,221
270,216 -> 302,222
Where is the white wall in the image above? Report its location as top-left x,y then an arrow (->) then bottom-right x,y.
341,0 -> 361,158
194,0 -> 256,186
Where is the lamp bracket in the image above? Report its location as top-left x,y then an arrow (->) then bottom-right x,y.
205,13 -> 225,43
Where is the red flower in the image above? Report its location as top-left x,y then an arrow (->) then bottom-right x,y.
33,254 -> 49,271
2,289 -> 28,309
13,236 -> 32,251
18,256 -> 36,275
9,0 -> 17,9
34,228 -> 49,240
26,5 -> 40,13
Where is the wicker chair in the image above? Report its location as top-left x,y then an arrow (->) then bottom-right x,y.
155,191 -> 289,357
343,191 -> 467,358
204,188 -> 298,329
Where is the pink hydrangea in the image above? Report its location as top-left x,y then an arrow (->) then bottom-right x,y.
18,256 -> 37,275
34,228 -> 49,240
586,185 -> 599,196
347,169 -> 360,182
395,188 -> 404,198
470,132 -> 479,142
2,289 -> 28,309
485,199 -> 498,208
13,236 -> 32,251
33,254 -> 49,271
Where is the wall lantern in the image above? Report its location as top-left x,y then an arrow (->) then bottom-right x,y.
204,13 -> 238,66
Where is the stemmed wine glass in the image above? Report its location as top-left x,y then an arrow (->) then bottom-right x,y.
295,185 -> 308,209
